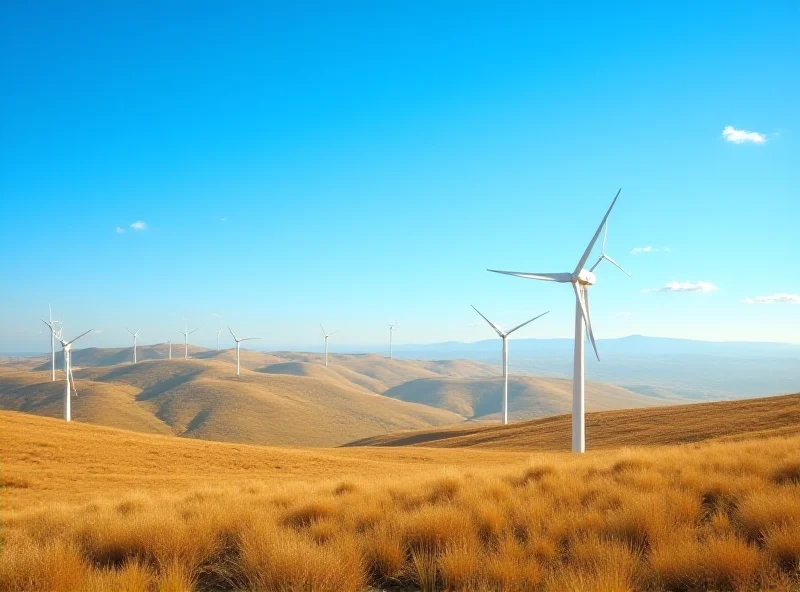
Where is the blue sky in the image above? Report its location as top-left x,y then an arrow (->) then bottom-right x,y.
1,2 -> 798,352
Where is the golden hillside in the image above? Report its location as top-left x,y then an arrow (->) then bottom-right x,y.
347,392 -> 800,449
2,409 -> 799,591
0,358 -> 463,447
382,375 -> 674,420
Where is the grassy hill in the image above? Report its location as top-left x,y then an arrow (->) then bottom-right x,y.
2,409 -> 799,591
382,375 -> 674,420
0,358 -> 463,446
346,392 -> 800,449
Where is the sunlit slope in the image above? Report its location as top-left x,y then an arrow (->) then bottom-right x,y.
346,392 -> 800,449
33,344 -> 211,369
381,375 -> 670,420
1,359 -> 463,447
0,410 -> 528,511
0,369 -> 172,435
270,352 -> 499,389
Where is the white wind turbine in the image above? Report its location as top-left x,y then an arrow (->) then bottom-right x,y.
488,189 -> 630,453
471,306 -> 549,425
181,323 -> 200,359
228,326 -> 260,376
320,325 -> 339,367
126,328 -> 141,363
47,304 -> 62,382
388,321 -> 398,360
167,338 -> 173,360
42,321 -> 92,422
216,330 -> 222,352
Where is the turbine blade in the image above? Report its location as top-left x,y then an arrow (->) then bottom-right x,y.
69,365 -> 78,397
603,254 -> 633,278
506,311 -> 550,335
574,188 -> 622,274
189,327 -> 200,335
574,285 -> 599,361
126,327 -> 134,335
228,326 -> 237,341
589,255 -> 604,273
329,331 -> 339,336
602,220 -> 609,253
470,305 -> 504,337
240,337 -> 260,342
320,324 -> 326,336
488,270 -> 573,282
66,329 -> 93,346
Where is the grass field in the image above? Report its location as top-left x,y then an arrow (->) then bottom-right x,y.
2,405 -> 800,591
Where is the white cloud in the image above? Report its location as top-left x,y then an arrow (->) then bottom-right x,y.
631,246 -> 652,255
130,221 -> 147,231
722,125 -> 766,144
114,227 -> 125,234
662,281 -> 718,293
745,293 -> 800,304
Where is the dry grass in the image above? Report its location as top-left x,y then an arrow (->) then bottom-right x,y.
2,412 -> 799,590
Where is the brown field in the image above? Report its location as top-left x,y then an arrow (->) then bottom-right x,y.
347,392 -> 800,449
2,398 -> 800,591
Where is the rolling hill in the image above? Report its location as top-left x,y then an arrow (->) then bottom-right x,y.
346,392 -> 800,449
0,358 -> 463,446
3,346 -> 683,448
381,375 -> 677,420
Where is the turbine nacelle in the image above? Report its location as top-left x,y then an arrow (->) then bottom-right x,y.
575,269 -> 596,286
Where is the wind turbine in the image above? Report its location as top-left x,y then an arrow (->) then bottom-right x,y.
126,328 -> 141,363
167,338 -> 173,360
181,323 -> 200,359
228,326 -> 260,376
320,325 -> 338,367
488,189 -> 630,453
42,321 -> 92,422
46,304 -> 62,382
471,306 -> 549,425
388,321 -> 398,360
216,330 -> 222,352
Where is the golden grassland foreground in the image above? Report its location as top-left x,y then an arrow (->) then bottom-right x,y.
1,412 -> 800,591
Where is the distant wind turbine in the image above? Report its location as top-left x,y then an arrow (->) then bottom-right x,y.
388,321 -> 398,360
167,338 -> 172,360
181,323 -> 200,359
228,326 -> 260,376
471,306 -> 549,425
47,304 -> 62,382
42,321 -> 92,421
216,330 -> 222,352
126,328 -> 141,363
489,189 -> 630,452
320,325 -> 338,367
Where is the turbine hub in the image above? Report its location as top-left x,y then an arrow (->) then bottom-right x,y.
576,269 -> 596,285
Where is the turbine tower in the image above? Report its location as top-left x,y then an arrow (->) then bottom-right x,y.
126,328 -> 140,363
488,189 -> 630,453
471,306 -> 549,425
228,326 -> 260,376
388,321 -> 398,360
42,321 -> 92,421
167,338 -> 172,360
46,304 -> 62,382
216,330 -> 222,352
181,323 -> 200,359
320,325 -> 338,367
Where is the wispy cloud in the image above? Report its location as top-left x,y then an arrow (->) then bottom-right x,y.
722,125 -> 766,144
130,221 -> 147,231
220,217 -> 228,223
114,227 -> 125,234
643,281 -> 718,294
211,313 -> 222,318
630,246 -> 672,255
745,293 -> 800,305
